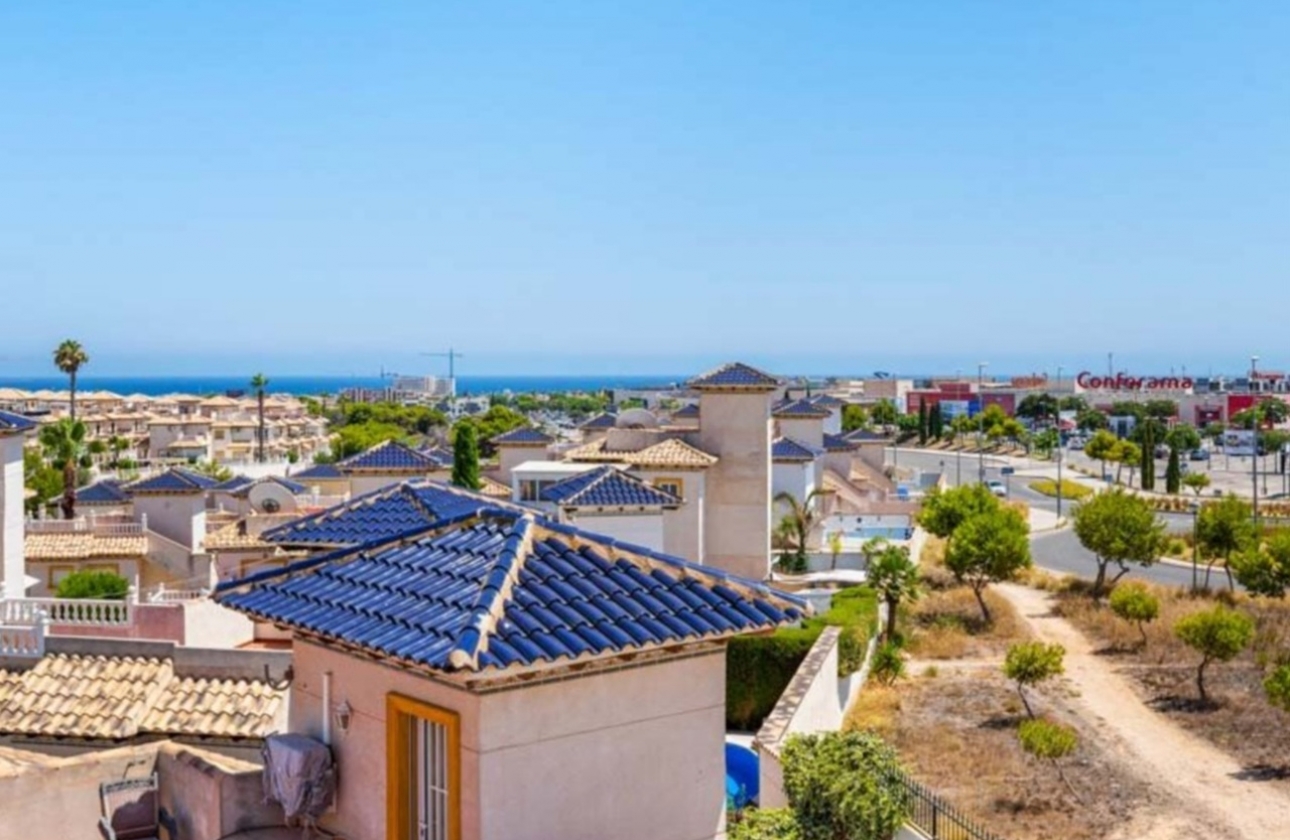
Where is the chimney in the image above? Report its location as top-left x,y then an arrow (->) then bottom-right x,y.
0,413 -> 34,598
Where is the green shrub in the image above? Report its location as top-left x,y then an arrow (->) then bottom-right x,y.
871,642 -> 905,686
1265,664 -> 1290,713
1167,539 -> 1186,557
1018,718 -> 1078,760
1003,642 -> 1065,718
729,808 -> 801,840
55,570 -> 129,600
1027,479 -> 1093,501
1174,606 -> 1255,703
781,730 -> 910,840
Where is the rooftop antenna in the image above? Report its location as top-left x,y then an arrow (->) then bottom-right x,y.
421,347 -> 464,380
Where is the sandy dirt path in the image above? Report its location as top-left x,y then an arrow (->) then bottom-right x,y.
996,583 -> 1290,840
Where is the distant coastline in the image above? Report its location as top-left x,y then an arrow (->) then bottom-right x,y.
0,374 -> 691,397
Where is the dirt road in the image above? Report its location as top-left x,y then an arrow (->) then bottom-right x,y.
996,583 -> 1290,840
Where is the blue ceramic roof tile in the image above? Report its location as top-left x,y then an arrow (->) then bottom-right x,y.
490,426 -> 554,446
578,413 -> 618,430
0,411 -> 37,434
823,433 -> 857,452
214,475 -> 256,493
688,362 -> 780,391
261,480 -> 531,546
419,446 -> 455,467
671,403 -> 700,418
128,468 -> 220,494
809,394 -> 846,408
773,399 -> 831,419
77,480 -> 131,505
772,437 -> 822,462
339,440 -> 441,472
542,467 -> 680,508
216,509 -> 805,675
292,463 -> 344,480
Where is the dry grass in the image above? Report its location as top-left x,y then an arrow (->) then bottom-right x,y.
847,670 -> 1148,840
1056,583 -> 1290,775
904,587 -> 1028,659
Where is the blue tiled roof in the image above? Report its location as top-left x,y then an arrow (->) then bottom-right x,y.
578,412 -> 618,430
128,468 -> 221,494
491,426 -> 554,446
419,446 -> 455,467
261,481 -> 530,547
216,510 -> 805,674
843,429 -> 890,443
542,466 -> 680,508
0,411 -> 37,434
671,403 -> 700,418
339,440 -> 441,472
292,463 -> 344,480
688,362 -> 780,391
772,437 -> 823,462
809,394 -> 846,408
214,475 -> 256,493
823,433 -> 858,452
77,480 -> 131,505
773,399 -> 831,419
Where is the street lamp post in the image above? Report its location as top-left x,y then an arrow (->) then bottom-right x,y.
977,362 -> 988,483
1252,354 -> 1260,526
1189,500 -> 1200,593
1056,431 -> 1064,520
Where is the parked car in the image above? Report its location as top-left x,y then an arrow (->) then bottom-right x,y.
1154,444 -> 1170,458
1189,449 -> 1210,461
986,480 -> 1008,498
1069,438 -> 1086,451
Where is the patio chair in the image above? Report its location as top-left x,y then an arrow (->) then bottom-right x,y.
99,773 -> 179,840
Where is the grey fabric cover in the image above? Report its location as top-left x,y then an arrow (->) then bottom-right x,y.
262,733 -> 337,821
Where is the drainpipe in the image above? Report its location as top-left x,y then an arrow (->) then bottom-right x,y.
322,670 -> 332,745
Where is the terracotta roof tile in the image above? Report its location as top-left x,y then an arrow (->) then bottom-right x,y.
565,437 -> 717,469
141,676 -> 284,738
24,533 -> 149,561
478,475 -> 511,499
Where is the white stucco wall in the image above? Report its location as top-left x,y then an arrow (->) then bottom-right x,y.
561,511 -> 665,552
349,473 -> 421,496
477,651 -> 728,840
1,435 -> 24,597
777,416 -> 824,449
771,461 -> 815,507
698,391 -> 773,581
133,493 -> 206,552
636,469 -> 705,565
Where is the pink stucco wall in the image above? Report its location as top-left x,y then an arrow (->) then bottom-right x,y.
51,603 -> 185,643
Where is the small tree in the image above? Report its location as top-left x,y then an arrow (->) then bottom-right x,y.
451,421 -> 481,490
1017,718 -> 1080,795
1173,606 -> 1255,704
1085,430 -> 1118,479
1196,496 -> 1256,590
827,531 -> 844,572
1071,489 -> 1167,598
870,399 -> 898,429
865,540 -> 920,641
1116,440 -> 1142,487
1108,582 -> 1160,648
1230,530 -> 1290,598
871,642 -> 906,686
1183,472 -> 1211,497
917,400 -> 929,446
917,483 -> 999,539
1139,422 -> 1156,491
780,730 -> 910,840
944,506 -> 1032,623
1004,642 -> 1065,718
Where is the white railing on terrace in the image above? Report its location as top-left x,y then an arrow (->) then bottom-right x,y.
0,622 -> 45,657
148,584 -> 208,603
1,596 -> 134,627
25,516 -> 145,536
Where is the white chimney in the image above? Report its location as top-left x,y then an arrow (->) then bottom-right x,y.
1,429 -> 28,598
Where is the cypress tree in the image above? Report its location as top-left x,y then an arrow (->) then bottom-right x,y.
930,403 -> 944,440
1140,423 -> 1155,491
1166,445 -> 1182,494
452,422 -> 481,490
918,401 -> 929,446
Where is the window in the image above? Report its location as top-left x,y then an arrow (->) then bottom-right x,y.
519,479 -> 541,502
653,477 -> 684,500
47,565 -> 75,589
387,694 -> 460,840
85,562 -> 120,576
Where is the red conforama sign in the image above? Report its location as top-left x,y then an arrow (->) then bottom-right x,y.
1076,372 -> 1194,391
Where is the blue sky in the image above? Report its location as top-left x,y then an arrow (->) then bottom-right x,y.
2,2 -> 1288,377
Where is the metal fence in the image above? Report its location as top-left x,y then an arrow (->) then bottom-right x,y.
895,770 -> 1010,840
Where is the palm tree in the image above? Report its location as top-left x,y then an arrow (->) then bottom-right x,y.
864,539 -> 921,641
39,418 -> 89,520
53,340 -> 90,421
250,373 -> 269,463
108,435 -> 129,467
774,489 -> 831,572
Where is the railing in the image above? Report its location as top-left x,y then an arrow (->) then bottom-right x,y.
148,584 -> 208,603
1,597 -> 133,627
895,770 -> 1010,840
0,622 -> 45,657
24,517 -> 143,536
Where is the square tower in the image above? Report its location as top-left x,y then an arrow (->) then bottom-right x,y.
691,363 -> 779,580
0,411 -> 38,598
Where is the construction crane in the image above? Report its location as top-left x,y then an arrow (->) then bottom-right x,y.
420,348 -> 464,380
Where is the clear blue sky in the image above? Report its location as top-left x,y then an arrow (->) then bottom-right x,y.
2,2 -> 1287,377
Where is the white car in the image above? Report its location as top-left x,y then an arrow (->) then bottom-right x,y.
986,480 -> 1008,498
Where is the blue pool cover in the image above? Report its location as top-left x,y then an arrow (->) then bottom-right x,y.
725,743 -> 759,809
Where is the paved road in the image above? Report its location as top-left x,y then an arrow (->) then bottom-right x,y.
889,447 -> 1206,590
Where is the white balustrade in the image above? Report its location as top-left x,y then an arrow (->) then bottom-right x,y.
0,623 -> 45,657
0,597 -> 133,627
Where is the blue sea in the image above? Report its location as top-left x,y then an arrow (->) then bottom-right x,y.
0,374 -> 690,397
